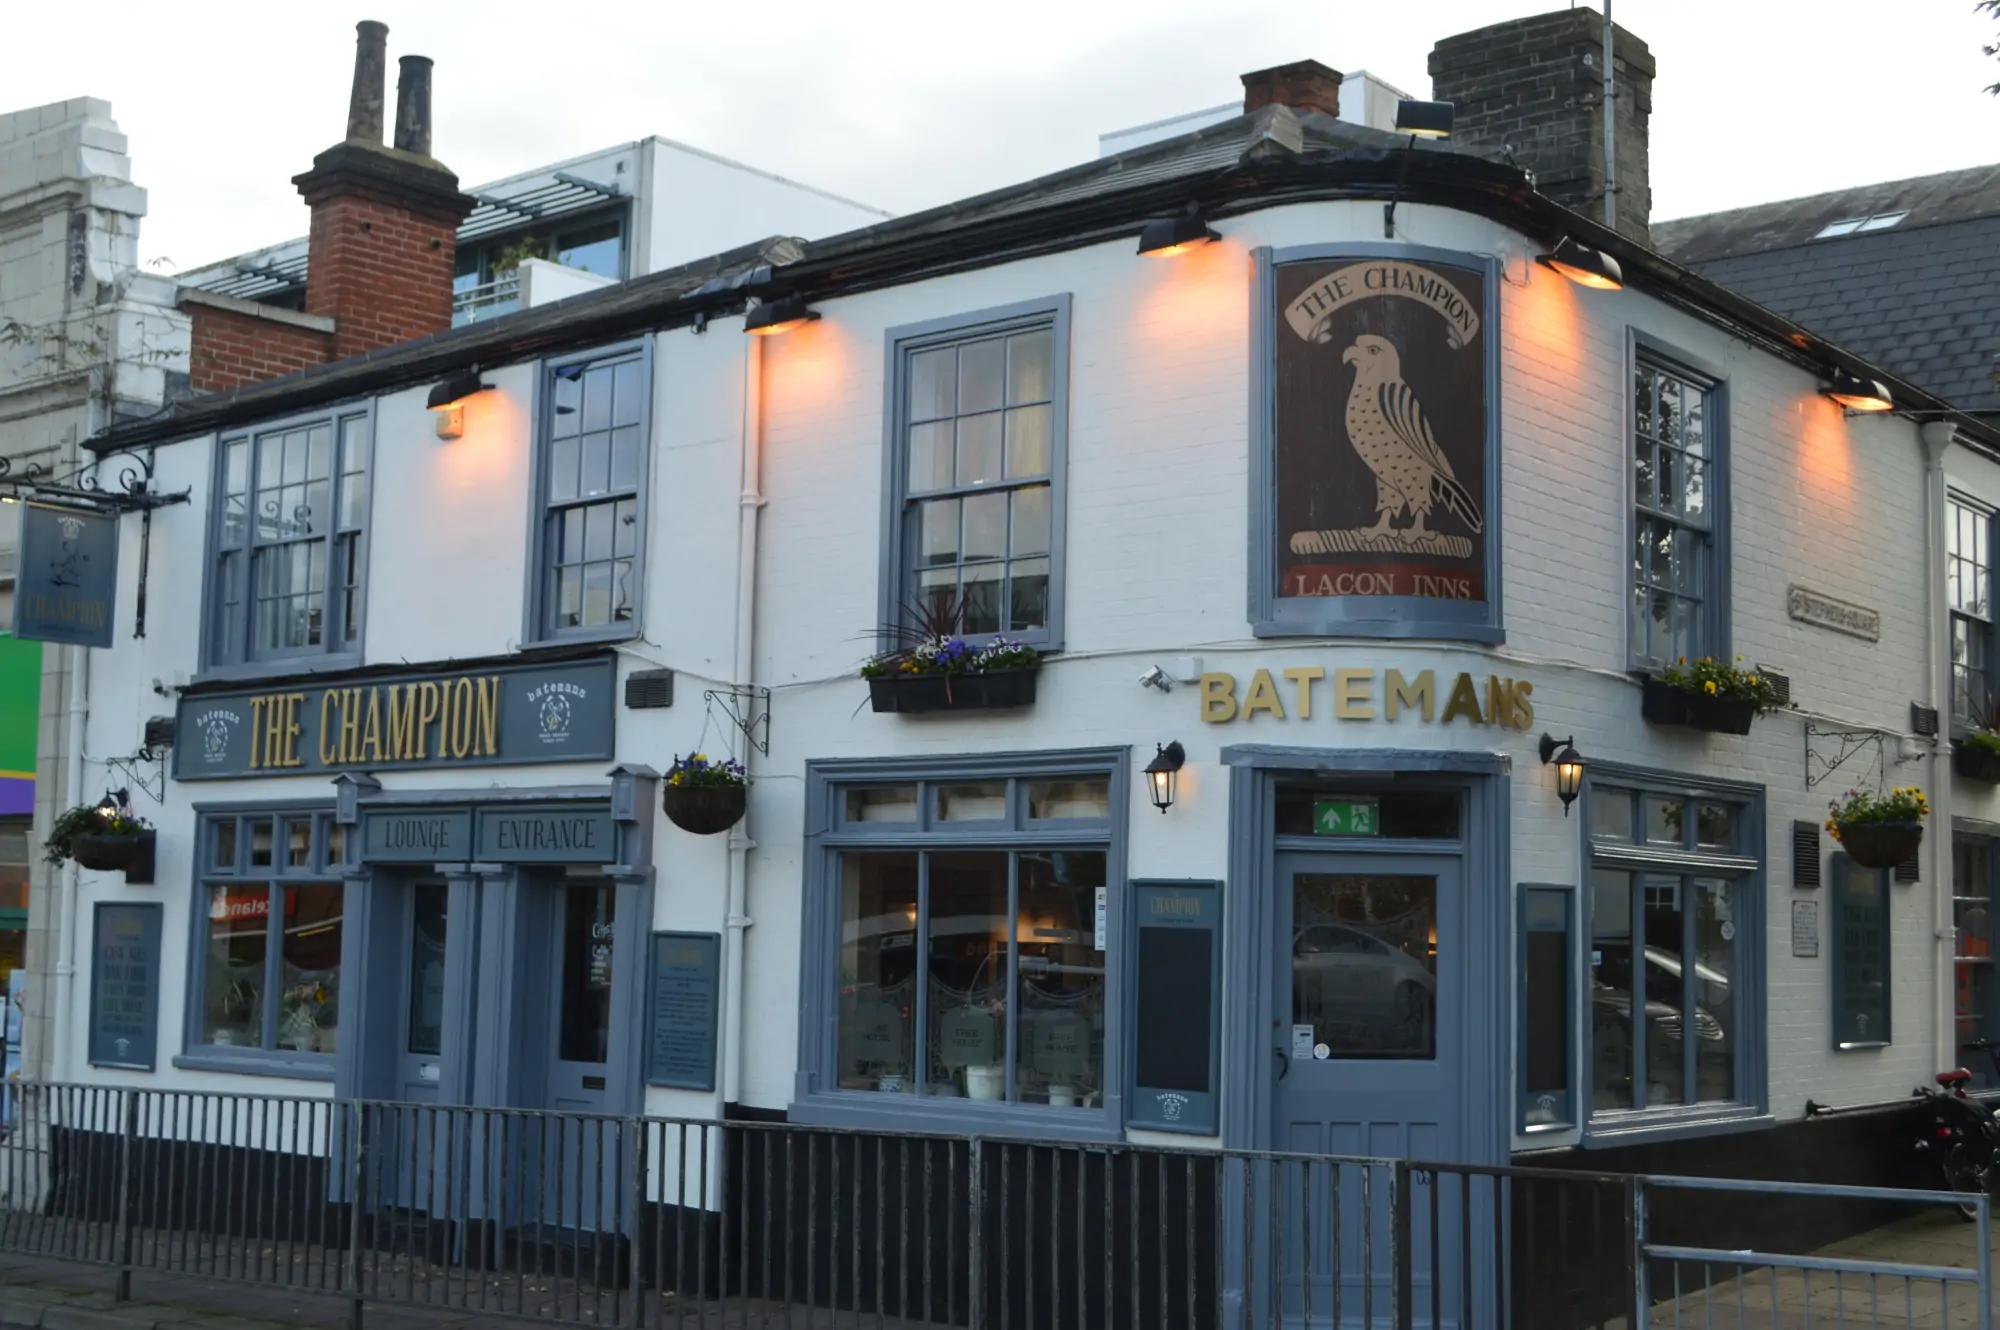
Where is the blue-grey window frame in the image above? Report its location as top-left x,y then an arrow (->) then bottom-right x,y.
1947,491 -> 1994,726
877,296 -> 1073,654
791,746 -> 1128,1138
1625,331 -> 1732,673
522,338 -> 654,647
1578,765 -> 1770,1146
1248,244 -> 1504,643
1950,829 -> 1997,1082
199,402 -> 376,682
1517,881 -> 1579,1137
175,800 -> 344,1080
1830,852 -> 1892,1050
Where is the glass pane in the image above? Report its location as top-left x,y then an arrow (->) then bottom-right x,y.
306,425 -> 333,481
845,786 -> 918,823
908,421 -> 953,492
961,564 -> 1002,635
908,347 -> 955,422
1028,779 -> 1111,820
1522,889 -> 1571,1126
203,885 -> 268,1047
1007,328 -> 1054,405
927,852 -> 1009,1098
1656,446 -> 1679,515
836,852 -> 919,1092
614,499 -> 638,558
1589,868 -> 1634,1110
579,432 -> 611,498
581,561 -> 613,627
582,365 -> 614,435
1657,378 -> 1681,446
339,471 -> 368,533
249,819 -> 273,868
1633,436 -> 1654,511
1682,457 -> 1707,522
963,491 -> 1007,561
1633,367 -> 1655,441
1011,485 -> 1051,558
555,566 -> 582,628
1589,788 -> 1634,842
407,882 -> 448,1057
1692,878 -> 1734,1102
285,820 -> 311,868
956,414 -> 1003,487
611,359 -> 645,427
919,498 -> 959,567
937,782 -> 1007,822
918,570 -> 957,627
1643,795 -> 1686,847
282,431 -> 308,485
559,222 -> 624,279
1016,851 -> 1107,1105
1667,526 -> 1701,595
549,435 -> 580,503
276,884 -> 343,1053
1639,874 -> 1685,1107
551,369 -> 583,437
584,502 -> 614,562
1291,874 -> 1436,1059
1007,558 -> 1049,633
958,338 -> 1005,415
1005,405 -> 1052,479
324,823 -> 344,869
609,426 -> 641,492
212,820 -> 238,870
1695,803 -> 1735,850
1681,389 -> 1706,458
556,881 -> 615,1064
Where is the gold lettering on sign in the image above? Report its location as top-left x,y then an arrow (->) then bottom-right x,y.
449,677 -> 476,758
360,687 -> 384,762
318,693 -> 339,766
1241,669 -> 1285,720
415,682 -> 442,759
1333,669 -> 1374,720
1282,666 -> 1324,719
1200,674 -> 1238,724
342,688 -> 365,763
1440,673 -> 1483,726
1385,669 -> 1435,722
476,677 -> 500,756
248,696 -> 268,769
1512,680 -> 1535,731
387,685 -> 417,761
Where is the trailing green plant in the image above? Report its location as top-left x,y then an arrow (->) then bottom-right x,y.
861,594 -> 1042,679
43,802 -> 151,866
666,754 -> 747,788
1825,786 -> 1931,838
1653,655 -> 1781,712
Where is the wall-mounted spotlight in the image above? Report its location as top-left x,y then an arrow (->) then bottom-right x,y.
744,296 -> 820,336
1536,237 -> 1623,291
1144,741 -> 1186,814
426,368 -> 491,441
1537,734 -> 1586,816
1137,206 -> 1219,258
1823,369 -> 1893,414
1393,99 -> 1454,138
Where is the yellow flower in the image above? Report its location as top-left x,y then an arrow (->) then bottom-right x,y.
1748,676 -> 1759,685
1704,681 -> 1718,695
1678,657 -> 1687,665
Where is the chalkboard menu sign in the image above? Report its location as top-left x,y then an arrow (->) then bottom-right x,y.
646,932 -> 721,1091
1127,880 -> 1221,1135
88,903 -> 161,1071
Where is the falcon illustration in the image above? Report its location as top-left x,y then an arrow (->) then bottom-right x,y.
1340,334 -> 1483,542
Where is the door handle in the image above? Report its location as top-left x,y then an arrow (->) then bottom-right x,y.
1274,1047 -> 1289,1081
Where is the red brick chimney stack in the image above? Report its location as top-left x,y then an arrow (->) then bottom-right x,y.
1240,60 -> 1345,118
291,20 -> 475,360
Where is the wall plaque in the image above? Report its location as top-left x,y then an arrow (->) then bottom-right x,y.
88,902 -> 161,1071
646,931 -> 721,1091
1787,586 -> 1880,643
1791,900 -> 1820,959
13,503 -> 118,648
174,655 -> 616,781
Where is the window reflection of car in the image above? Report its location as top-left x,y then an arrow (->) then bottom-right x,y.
1292,924 -> 1435,1029
1591,945 -> 1728,1045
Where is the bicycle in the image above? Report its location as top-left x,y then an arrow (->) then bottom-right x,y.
1913,1038 -> 2000,1220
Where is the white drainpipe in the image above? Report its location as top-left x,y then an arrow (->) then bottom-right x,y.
720,332 -> 766,1108
1922,421 -> 1955,1073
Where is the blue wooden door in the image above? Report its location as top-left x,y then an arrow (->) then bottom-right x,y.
1274,851 -> 1461,1325
540,879 -> 620,1230
390,878 -> 457,1214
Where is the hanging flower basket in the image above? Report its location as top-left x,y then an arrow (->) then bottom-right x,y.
69,830 -> 156,882
1834,821 -> 1924,870
661,754 -> 748,835
868,668 -> 1038,715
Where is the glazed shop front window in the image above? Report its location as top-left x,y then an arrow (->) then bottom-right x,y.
192,810 -> 345,1067
839,849 -> 1106,1105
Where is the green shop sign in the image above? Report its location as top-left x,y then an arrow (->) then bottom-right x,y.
175,656 -> 616,781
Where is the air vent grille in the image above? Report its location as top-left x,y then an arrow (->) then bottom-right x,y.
1760,668 -> 1791,708
1895,854 -> 1921,884
1793,821 -> 1821,890
1912,704 -> 1940,737
625,668 -> 675,710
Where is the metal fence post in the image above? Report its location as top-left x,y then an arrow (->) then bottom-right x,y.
112,1089 -> 137,1302
625,1115 -> 646,1329
1392,1161 -> 1412,1330
967,1136 -> 984,1330
1979,1193 -> 1993,1330
346,1102 -> 367,1330
1628,1175 -> 1648,1330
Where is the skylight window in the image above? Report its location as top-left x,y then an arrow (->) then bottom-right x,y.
1814,211 -> 1909,239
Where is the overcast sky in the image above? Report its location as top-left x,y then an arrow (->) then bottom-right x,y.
8,1 -> 2000,272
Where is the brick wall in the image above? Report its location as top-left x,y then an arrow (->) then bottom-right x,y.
186,302 -> 332,393
304,192 -> 460,361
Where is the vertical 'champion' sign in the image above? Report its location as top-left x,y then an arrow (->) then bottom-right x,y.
1272,257 -> 1490,609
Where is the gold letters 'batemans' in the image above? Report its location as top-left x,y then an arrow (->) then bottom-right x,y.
1198,667 -> 1533,732
1273,258 -> 1489,606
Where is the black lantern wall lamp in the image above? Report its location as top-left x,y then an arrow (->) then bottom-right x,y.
426,368 -> 491,441
1144,741 -> 1186,813
1537,734 -> 1586,816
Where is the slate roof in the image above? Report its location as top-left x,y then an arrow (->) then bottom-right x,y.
1653,166 -> 2000,413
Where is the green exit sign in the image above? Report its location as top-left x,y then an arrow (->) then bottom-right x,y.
1314,800 -> 1380,837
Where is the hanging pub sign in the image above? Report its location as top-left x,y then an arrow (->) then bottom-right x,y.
1261,249 -> 1498,637
12,502 -> 118,648
174,655 -> 616,780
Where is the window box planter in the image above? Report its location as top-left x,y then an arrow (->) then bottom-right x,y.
867,669 -> 1038,715
70,830 -> 156,883
1834,821 -> 1924,871
662,783 -> 747,836
1640,679 -> 1756,736
1955,742 -> 2000,784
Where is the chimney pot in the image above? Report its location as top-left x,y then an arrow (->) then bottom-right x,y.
346,20 -> 388,144
1241,59 -> 1344,119
393,54 -> 435,157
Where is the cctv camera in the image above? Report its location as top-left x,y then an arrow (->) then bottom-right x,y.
1139,666 -> 1173,693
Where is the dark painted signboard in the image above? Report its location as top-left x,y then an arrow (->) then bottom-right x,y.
88,903 -> 161,1071
358,804 -> 616,865
361,809 -> 474,863
175,656 -> 616,780
13,503 -> 118,648
1271,254 -> 1492,613
647,932 -> 721,1091
1127,880 -> 1220,1135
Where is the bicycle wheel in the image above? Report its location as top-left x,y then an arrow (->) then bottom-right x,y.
1942,1143 -> 1988,1222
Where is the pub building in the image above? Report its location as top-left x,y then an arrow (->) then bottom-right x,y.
33,8 -> 1998,1316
